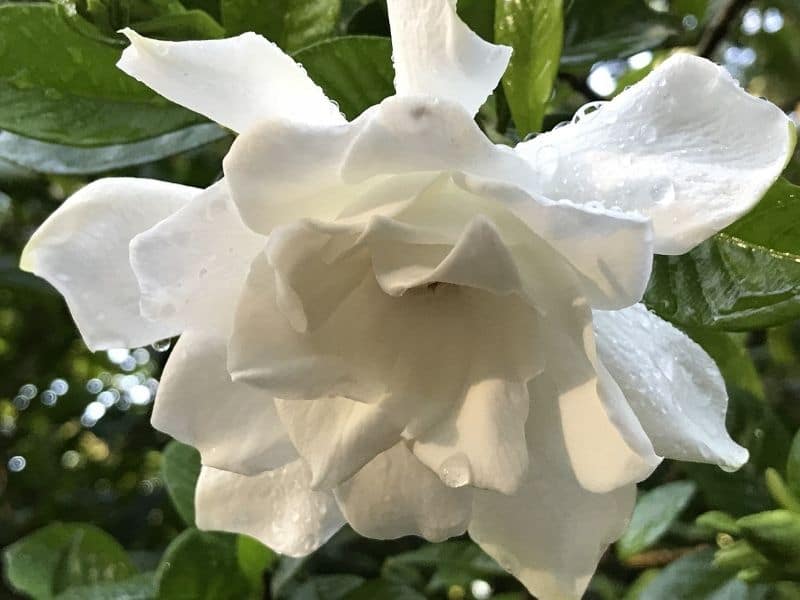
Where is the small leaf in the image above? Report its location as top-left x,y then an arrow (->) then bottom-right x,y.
130,9 -> 226,40
787,430 -> 800,498
237,535 -> 276,592
495,0 -> 563,135
0,124 -> 228,175
646,179 -> 800,331
696,511 -> 742,536
294,36 -> 394,120
155,530 -> 253,600
617,481 -> 697,560
222,0 -> 341,52
0,4 -> 202,146
161,440 -> 201,526
737,510 -> 800,568
638,548 -> 767,599
3,523 -> 137,600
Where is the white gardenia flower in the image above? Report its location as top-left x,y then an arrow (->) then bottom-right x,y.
20,0 -> 796,598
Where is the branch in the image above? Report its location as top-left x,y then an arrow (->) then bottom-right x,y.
696,0 -> 750,59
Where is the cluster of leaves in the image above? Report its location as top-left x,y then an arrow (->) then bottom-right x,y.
1,0 -> 800,599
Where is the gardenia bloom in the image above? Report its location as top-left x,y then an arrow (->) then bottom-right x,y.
20,1 -> 795,598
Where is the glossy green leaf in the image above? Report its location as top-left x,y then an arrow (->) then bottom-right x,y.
0,124 -> 228,175
222,0 -> 341,52
236,535 -> 276,593
294,36 -> 394,120
562,0 -> 679,67
0,3 -> 203,146
161,441 -> 201,526
495,0 -> 563,136
3,522 -> 137,599
617,481 -> 697,560
645,179 -> 800,331
638,548 -> 767,599
53,573 -> 156,600
155,529 -> 253,600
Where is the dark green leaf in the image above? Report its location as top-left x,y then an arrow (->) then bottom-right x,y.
290,575 -> 365,600
3,523 -> 137,599
495,0 -> 563,135
130,9 -> 226,40
562,0 -> 680,67
161,440 -> 201,526
617,481 -> 697,560
638,548 -> 767,599
645,179 -> 800,331
294,36 -> 394,120
155,530 -> 253,600
0,3 -> 203,146
457,0 -> 494,42
222,0 -> 341,52
343,579 -> 426,600
0,124 -> 228,175
54,573 -> 156,600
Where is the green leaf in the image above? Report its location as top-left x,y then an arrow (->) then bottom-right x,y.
495,0 -> 563,136
155,530 -> 254,600
236,535 -> 276,592
617,481 -> 697,560
562,0 -> 679,67
343,579 -> 426,600
130,9 -> 226,40
271,556 -> 310,599
787,430 -> 800,499
687,330 -> 764,400
222,0 -> 341,52
53,573 -> 156,600
645,180 -> 800,331
0,124 -> 228,175
161,440 -> 201,526
0,3 -> 203,146
457,0 -> 494,42
737,510 -> 800,569
290,575 -> 365,600
696,511 -> 742,536
3,523 -> 137,599
294,36 -> 394,120
638,548 -> 767,599
383,540 -> 504,595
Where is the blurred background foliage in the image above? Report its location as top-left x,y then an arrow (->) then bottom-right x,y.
1,0 -> 800,598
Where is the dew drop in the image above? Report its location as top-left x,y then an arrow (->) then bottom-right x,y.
439,453 -> 471,488
152,338 -> 172,352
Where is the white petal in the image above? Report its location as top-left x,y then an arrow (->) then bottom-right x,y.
274,396 -> 405,490
152,331 -> 297,475
130,180 -> 265,335
334,442 -> 472,542
20,178 -> 195,350
594,304 -> 749,470
117,29 -> 344,133
386,0 -> 511,115
469,382 -> 637,600
412,377 -> 530,495
515,54 -> 796,254
196,461 -> 344,557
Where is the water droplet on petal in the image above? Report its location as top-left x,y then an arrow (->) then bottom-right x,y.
439,453 -> 472,488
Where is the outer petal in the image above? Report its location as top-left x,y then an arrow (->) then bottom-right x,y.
20,177 -> 195,350
515,54 -> 796,254
117,29 -> 344,133
274,396 -> 405,490
334,442 -> 472,542
594,304 -> 749,470
469,379 -> 637,600
386,0 -> 511,115
195,461 -> 344,557
130,180 -> 265,335
152,331 -> 297,475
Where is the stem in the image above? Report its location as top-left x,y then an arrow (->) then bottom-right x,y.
696,0 -> 750,59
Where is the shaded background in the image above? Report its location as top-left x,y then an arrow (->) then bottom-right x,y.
3,0 -> 800,598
